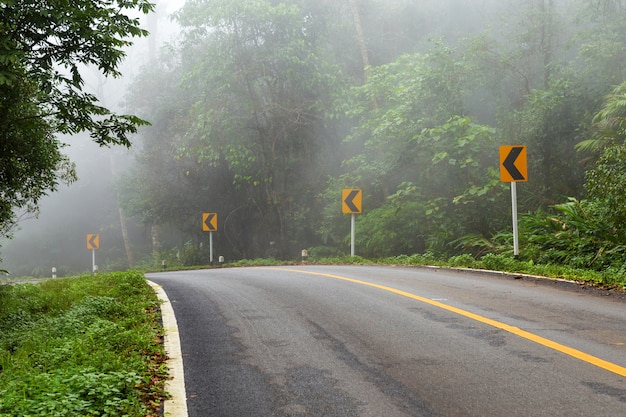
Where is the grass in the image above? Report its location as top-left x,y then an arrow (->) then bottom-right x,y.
0,271 -> 168,417
379,252 -> 625,290
148,252 -> 626,292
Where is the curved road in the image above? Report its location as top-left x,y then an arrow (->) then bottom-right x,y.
147,265 -> 626,416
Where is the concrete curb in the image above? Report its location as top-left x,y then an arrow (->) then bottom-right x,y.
147,280 -> 188,417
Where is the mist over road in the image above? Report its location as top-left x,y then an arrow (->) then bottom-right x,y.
147,266 -> 626,417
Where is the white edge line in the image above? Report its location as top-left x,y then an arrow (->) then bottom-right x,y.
147,280 -> 188,417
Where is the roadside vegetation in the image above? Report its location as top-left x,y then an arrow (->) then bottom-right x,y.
0,271 -> 167,416
150,250 -> 626,293
0,254 -> 622,417
148,195 -> 626,293
280,254 -> 625,291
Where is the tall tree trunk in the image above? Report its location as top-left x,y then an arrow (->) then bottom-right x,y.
95,75 -> 135,269
108,150 -> 135,268
148,1 -> 162,261
348,0 -> 371,82
151,224 -> 161,257
539,0 -> 554,90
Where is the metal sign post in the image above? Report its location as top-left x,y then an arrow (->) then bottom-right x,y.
510,182 -> 519,258
342,189 -> 362,257
86,234 -> 100,273
202,213 -> 218,264
351,213 -> 356,257
210,231 -> 214,264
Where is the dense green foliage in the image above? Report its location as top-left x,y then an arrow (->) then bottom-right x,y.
113,0 -> 626,274
0,0 -> 152,238
0,73 -> 74,238
7,0 -> 626,277
0,272 -> 167,416
460,198 -> 626,280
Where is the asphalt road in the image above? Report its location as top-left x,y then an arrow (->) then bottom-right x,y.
147,265 -> 626,417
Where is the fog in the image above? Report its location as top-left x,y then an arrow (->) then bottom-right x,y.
0,0 -> 183,276
1,0 -> 622,275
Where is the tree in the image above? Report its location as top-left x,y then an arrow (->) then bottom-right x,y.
467,1 -> 594,207
577,82 -> 626,153
167,0 -> 345,259
575,0 -> 626,89
319,44 -> 504,256
501,82 -> 590,206
0,0 -> 153,237
0,72 -> 75,237
585,145 -> 626,233
121,45 -> 196,258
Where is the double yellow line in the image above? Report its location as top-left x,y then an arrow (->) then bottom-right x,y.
276,268 -> 626,378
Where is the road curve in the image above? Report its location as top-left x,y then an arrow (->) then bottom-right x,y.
147,265 -> 626,417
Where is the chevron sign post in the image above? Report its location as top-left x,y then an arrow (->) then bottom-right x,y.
202,213 -> 218,263
86,234 -> 99,273
342,189 -> 362,257
500,146 -> 528,258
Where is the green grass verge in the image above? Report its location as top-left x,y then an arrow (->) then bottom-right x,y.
148,252 -> 626,292
0,271 -> 168,416
380,252 -> 626,290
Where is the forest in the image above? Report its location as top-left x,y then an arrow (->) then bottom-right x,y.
4,0 -> 626,277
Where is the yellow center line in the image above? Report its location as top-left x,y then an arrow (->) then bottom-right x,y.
274,267 -> 626,378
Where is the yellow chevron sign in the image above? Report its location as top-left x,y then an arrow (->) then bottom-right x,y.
342,189 -> 362,214
202,213 -> 218,231
500,145 -> 528,182
86,234 -> 99,250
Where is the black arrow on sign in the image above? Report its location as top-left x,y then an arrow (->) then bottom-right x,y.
204,213 -> 216,231
344,190 -> 360,213
88,234 -> 98,249
503,146 -> 525,181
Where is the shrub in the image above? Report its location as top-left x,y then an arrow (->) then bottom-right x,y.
447,253 -> 478,268
479,253 -> 519,271
0,271 -> 167,416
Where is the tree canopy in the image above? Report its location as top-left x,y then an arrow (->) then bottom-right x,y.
0,0 -> 153,236
112,0 -> 626,265
8,0 -> 626,275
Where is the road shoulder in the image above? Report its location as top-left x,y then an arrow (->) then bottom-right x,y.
148,280 -> 189,417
